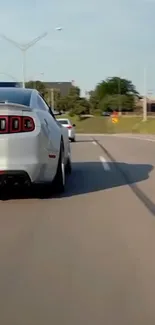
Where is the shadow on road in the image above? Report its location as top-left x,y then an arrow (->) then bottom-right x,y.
0,162 -> 153,201
75,140 -> 93,143
61,162 -> 153,198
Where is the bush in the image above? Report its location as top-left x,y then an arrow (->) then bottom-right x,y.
68,111 -> 75,117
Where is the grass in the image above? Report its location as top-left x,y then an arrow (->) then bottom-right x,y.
56,115 -> 155,134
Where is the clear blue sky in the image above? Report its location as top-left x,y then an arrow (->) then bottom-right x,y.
0,0 -> 155,95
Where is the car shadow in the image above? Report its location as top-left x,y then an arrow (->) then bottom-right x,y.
75,139 -> 94,143
60,161 -> 153,198
0,161 -> 153,201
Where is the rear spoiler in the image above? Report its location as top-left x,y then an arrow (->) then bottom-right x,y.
0,102 -> 32,111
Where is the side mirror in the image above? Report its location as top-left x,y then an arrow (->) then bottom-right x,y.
73,124 -> 76,127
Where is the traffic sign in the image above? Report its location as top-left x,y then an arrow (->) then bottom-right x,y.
111,111 -> 119,123
112,117 -> 118,123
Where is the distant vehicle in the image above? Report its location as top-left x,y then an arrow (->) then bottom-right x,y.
53,110 -> 60,115
102,112 -> 111,116
57,118 -> 76,142
0,87 -> 72,193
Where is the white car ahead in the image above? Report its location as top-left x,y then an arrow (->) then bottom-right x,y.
0,87 -> 72,193
57,118 -> 76,142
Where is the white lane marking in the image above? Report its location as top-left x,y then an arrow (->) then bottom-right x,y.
92,141 -> 97,145
113,134 -> 155,142
78,134 -> 155,142
99,156 -> 110,171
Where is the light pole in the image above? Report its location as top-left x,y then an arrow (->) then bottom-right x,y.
143,67 -> 147,121
48,88 -> 54,109
118,77 -> 121,114
1,32 -> 48,88
1,27 -> 63,88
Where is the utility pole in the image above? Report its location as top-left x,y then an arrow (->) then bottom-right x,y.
50,88 -> 54,110
143,67 -> 147,121
118,77 -> 121,115
143,96 -> 147,121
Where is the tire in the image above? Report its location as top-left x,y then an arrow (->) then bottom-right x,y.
65,157 -> 72,175
52,144 -> 65,193
71,137 -> 75,142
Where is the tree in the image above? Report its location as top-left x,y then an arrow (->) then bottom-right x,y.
89,90 -> 100,112
71,103 -> 85,120
95,77 -> 138,99
98,95 -> 117,111
48,88 -> 61,109
25,80 -> 47,97
69,86 -> 80,98
67,94 -> 90,116
56,96 -> 70,113
90,77 -> 138,112
56,86 -> 81,114
98,94 -> 135,112
53,89 -> 61,103
78,97 -> 90,114
67,86 -> 81,109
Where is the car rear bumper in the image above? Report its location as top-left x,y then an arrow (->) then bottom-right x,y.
0,162 -> 44,184
0,170 -> 31,187
0,128 -> 56,184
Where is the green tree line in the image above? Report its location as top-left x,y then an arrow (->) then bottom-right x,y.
26,77 -> 140,118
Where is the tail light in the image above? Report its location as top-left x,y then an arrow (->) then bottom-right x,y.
0,116 -> 35,134
67,125 -> 72,129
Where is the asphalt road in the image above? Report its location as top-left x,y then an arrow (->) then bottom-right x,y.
1,134 -> 155,324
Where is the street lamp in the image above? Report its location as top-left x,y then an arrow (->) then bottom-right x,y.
1,32 -> 48,88
1,27 -> 63,88
0,72 -> 18,82
118,77 -> 121,114
55,27 -> 63,31
143,67 -> 147,121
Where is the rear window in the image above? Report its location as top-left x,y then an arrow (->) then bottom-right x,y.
58,120 -> 69,125
0,89 -> 31,106
0,82 -> 21,88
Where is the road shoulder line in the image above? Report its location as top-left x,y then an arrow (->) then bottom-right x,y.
78,134 -> 155,142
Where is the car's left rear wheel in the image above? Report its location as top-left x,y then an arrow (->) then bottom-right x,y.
65,157 -> 72,174
52,144 -> 65,193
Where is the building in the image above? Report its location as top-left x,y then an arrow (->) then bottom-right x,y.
44,82 -> 72,96
136,96 -> 155,112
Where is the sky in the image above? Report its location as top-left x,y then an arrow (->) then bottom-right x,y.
0,0 -> 155,95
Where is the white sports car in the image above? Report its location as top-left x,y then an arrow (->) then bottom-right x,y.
0,87 -> 72,193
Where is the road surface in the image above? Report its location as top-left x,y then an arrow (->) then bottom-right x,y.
0,134 -> 155,324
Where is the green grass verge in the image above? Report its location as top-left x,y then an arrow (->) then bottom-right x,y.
56,115 -> 155,134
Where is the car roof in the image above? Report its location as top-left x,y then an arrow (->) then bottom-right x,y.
0,87 -> 36,95
0,87 -> 38,107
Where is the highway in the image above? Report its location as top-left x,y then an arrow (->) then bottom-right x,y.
0,134 -> 155,324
